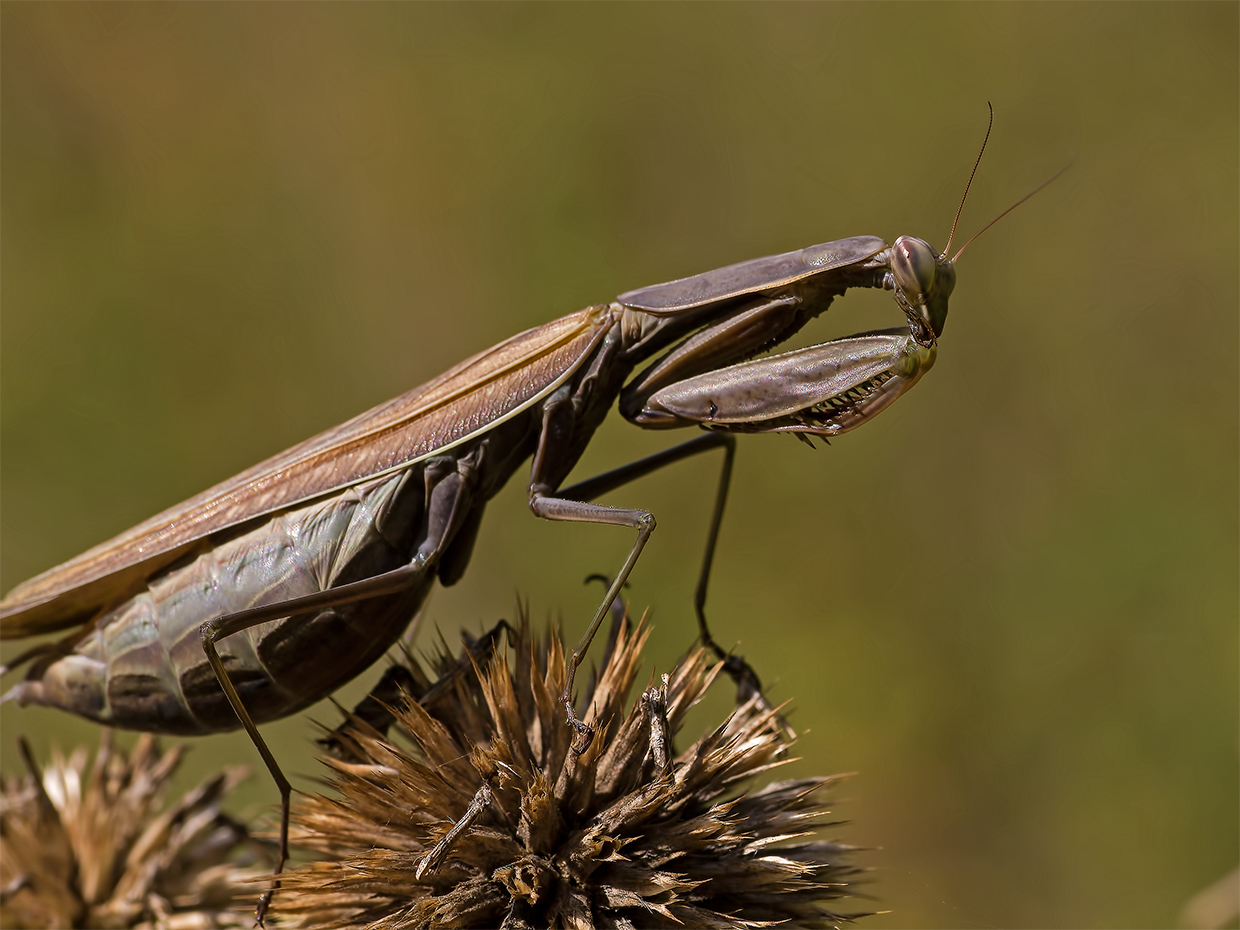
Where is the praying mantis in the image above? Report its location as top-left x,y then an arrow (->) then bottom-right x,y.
1,107 -> 1059,917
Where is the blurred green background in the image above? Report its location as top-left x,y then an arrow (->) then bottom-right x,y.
2,4 -> 1235,927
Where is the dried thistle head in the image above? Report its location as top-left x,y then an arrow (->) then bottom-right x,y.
272,617 -> 868,929
0,731 -> 269,930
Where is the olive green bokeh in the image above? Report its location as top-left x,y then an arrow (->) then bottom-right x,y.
2,5 -> 1235,928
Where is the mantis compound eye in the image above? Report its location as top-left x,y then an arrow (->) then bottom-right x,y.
891,235 -> 954,345
891,236 -> 939,303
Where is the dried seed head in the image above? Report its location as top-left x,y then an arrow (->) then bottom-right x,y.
0,732 -> 269,930
272,617 -> 869,929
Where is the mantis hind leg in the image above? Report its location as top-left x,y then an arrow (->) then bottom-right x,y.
198,562 -> 426,924
198,451 -> 479,920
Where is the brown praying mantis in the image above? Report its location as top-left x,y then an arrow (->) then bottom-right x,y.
1,107 -> 1060,918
